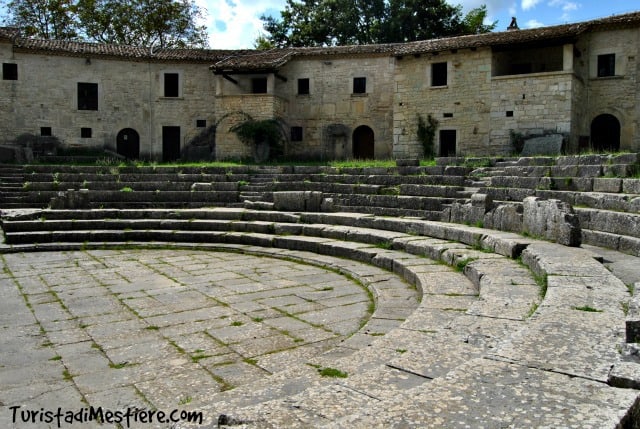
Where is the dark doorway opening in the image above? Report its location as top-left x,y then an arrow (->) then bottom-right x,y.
162,126 -> 181,162
352,125 -> 374,159
591,114 -> 620,152
439,130 -> 456,157
116,128 -> 140,159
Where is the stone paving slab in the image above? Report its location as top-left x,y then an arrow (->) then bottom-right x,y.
0,247 -> 420,428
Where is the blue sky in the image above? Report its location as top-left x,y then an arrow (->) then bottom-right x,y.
198,0 -> 640,49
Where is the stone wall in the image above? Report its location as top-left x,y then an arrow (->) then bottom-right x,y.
0,42 -> 216,160
393,47 -> 492,158
1,21 -> 640,161
574,27 -> 640,151
280,55 -> 395,160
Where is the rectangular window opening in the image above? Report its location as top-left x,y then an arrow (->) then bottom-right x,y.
3,63 -> 17,80
164,73 -> 180,97
196,119 -> 206,128
77,82 -> 98,110
252,77 -> 268,94
40,127 -> 52,137
597,53 -> 615,77
291,126 -> 303,142
298,78 -> 310,95
353,77 -> 367,94
81,128 -> 92,138
443,113 -> 453,118
506,111 -> 514,117
431,62 -> 447,86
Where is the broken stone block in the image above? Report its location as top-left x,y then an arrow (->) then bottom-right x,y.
520,134 -> 564,156
522,197 -> 581,247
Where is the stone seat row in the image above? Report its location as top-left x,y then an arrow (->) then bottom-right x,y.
1,208 -> 636,428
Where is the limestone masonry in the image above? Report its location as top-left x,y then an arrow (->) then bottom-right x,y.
1,11 -> 640,161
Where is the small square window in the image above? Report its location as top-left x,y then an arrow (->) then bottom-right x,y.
196,119 -> 206,128
432,62 -> 447,86
164,73 -> 180,97
506,111 -> 514,117
78,82 -> 98,110
81,128 -> 92,138
40,127 -> 52,136
353,77 -> 367,94
597,54 -> 615,77
291,126 -> 303,142
298,78 -> 310,95
3,63 -> 17,80
252,77 -> 268,94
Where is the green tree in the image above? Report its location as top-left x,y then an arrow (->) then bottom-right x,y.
2,0 -> 209,48
260,0 -> 496,47
2,0 -> 79,39
77,0 -> 208,48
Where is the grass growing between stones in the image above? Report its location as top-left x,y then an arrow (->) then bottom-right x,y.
307,363 -> 348,378
572,305 -> 603,313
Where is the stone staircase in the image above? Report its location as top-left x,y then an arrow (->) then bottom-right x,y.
0,208 -> 638,428
0,165 -> 32,209
238,166 -> 281,204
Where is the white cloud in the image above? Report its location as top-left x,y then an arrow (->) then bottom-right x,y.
525,19 -> 545,27
521,0 -> 542,10
547,0 -> 580,21
201,0 -> 286,49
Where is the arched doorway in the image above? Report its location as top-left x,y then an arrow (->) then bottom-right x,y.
591,114 -> 620,152
353,125 -> 374,159
116,128 -> 140,159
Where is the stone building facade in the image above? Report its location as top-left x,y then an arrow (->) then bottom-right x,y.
1,11 -> 639,161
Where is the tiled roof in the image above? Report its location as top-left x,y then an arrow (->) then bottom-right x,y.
0,27 -> 20,41
7,35 -> 237,62
2,10 -> 640,69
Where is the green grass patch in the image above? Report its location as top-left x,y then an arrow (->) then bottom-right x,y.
572,305 -> 603,313
454,258 -> 476,272
230,321 -> 244,327
120,186 -> 133,193
375,241 -> 393,250
191,353 -> 212,362
109,362 -> 131,369
49,355 -> 62,361
317,367 -> 348,378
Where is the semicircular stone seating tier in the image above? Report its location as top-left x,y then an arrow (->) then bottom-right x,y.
0,208 -> 638,428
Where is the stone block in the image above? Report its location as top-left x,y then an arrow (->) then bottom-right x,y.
273,191 -> 323,212
556,154 -> 607,166
611,153 -> 640,164
522,197 -> 581,246
609,362 -> 640,389
483,203 -> 523,233
619,235 -> 640,257
593,178 -> 622,193
622,179 -> 640,194
520,134 -> 564,156
625,291 -> 640,343
603,164 -> 639,178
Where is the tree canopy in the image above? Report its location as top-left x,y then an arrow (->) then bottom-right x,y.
260,0 -> 497,48
1,0 -> 208,48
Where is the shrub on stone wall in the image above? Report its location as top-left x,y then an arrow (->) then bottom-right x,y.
231,119 -> 285,162
417,114 -> 438,159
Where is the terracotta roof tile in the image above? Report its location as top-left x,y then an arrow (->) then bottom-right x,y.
1,10 -> 639,68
